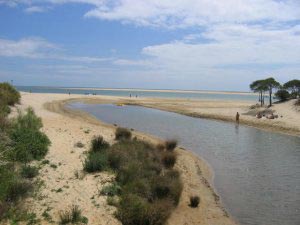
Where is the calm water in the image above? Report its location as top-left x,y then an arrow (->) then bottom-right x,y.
16,86 -> 258,101
69,103 -> 300,225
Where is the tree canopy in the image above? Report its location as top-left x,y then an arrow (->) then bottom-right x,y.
283,79 -> 300,98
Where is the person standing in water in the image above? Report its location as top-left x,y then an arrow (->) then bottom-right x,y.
236,112 -> 240,123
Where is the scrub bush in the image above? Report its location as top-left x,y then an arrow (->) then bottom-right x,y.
189,196 -> 200,208
165,140 -> 177,151
0,82 -> 20,106
83,151 -> 108,173
115,127 -> 132,141
161,151 -> 177,169
21,165 -> 39,179
91,135 -> 109,152
9,108 -> 50,163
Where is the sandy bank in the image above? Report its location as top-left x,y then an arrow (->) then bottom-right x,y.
13,92 -> 237,225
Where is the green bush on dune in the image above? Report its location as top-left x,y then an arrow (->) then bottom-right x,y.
0,82 -> 20,106
0,83 -> 49,222
115,127 -> 132,140
9,108 -> 50,163
91,135 -> 110,152
84,128 -> 182,225
83,151 -> 108,173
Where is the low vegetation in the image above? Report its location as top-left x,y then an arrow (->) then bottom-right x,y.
0,83 -> 50,223
161,151 -> 177,168
115,127 -> 132,140
83,151 -> 108,173
84,128 -> 182,225
59,205 -> 88,224
9,107 -> 50,163
21,165 -> 39,179
189,196 -> 200,208
91,135 -> 109,152
275,89 -> 290,102
165,139 -> 177,151
0,82 -> 20,106
74,142 -> 84,148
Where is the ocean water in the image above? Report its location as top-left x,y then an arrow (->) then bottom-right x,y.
69,103 -> 300,225
16,86 -> 258,101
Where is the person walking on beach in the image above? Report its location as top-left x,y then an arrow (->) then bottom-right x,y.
236,112 -> 240,123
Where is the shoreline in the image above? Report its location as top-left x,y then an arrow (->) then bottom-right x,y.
57,87 -> 256,96
17,92 -> 237,225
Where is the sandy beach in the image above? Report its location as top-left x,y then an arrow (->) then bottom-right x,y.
11,92 -> 241,225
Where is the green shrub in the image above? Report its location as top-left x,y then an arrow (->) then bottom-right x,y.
0,165 -> 33,210
189,196 -> 200,208
41,159 -> 50,165
161,152 -> 177,169
115,127 -> 132,141
6,181 -> 33,202
21,165 -> 39,179
100,183 -> 121,196
50,164 -> 57,169
164,169 -> 180,179
59,205 -> 85,225
165,140 -> 177,151
108,140 -> 157,171
87,137 -> 182,225
74,142 -> 84,148
0,82 -> 20,106
91,135 -> 109,152
156,143 -> 165,151
275,89 -> 290,101
9,108 -> 50,163
151,174 -> 182,205
116,194 -> 149,225
122,178 -> 152,200
116,194 -> 173,225
107,196 -> 119,207
83,151 -> 108,173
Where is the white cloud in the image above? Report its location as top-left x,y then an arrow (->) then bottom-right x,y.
0,37 -> 58,58
2,1 -> 300,28
0,37 -> 112,63
135,24 -> 300,80
24,6 -> 47,13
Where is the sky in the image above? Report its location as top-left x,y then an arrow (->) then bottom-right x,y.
0,0 -> 300,91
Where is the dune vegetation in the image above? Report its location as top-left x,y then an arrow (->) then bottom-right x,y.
84,129 -> 183,225
0,83 -> 50,223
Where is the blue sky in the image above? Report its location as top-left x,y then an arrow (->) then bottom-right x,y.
0,0 -> 300,91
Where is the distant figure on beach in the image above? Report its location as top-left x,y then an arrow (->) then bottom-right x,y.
130,94 -> 131,98
68,92 -> 70,95
136,95 -> 138,98
236,112 -> 240,123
